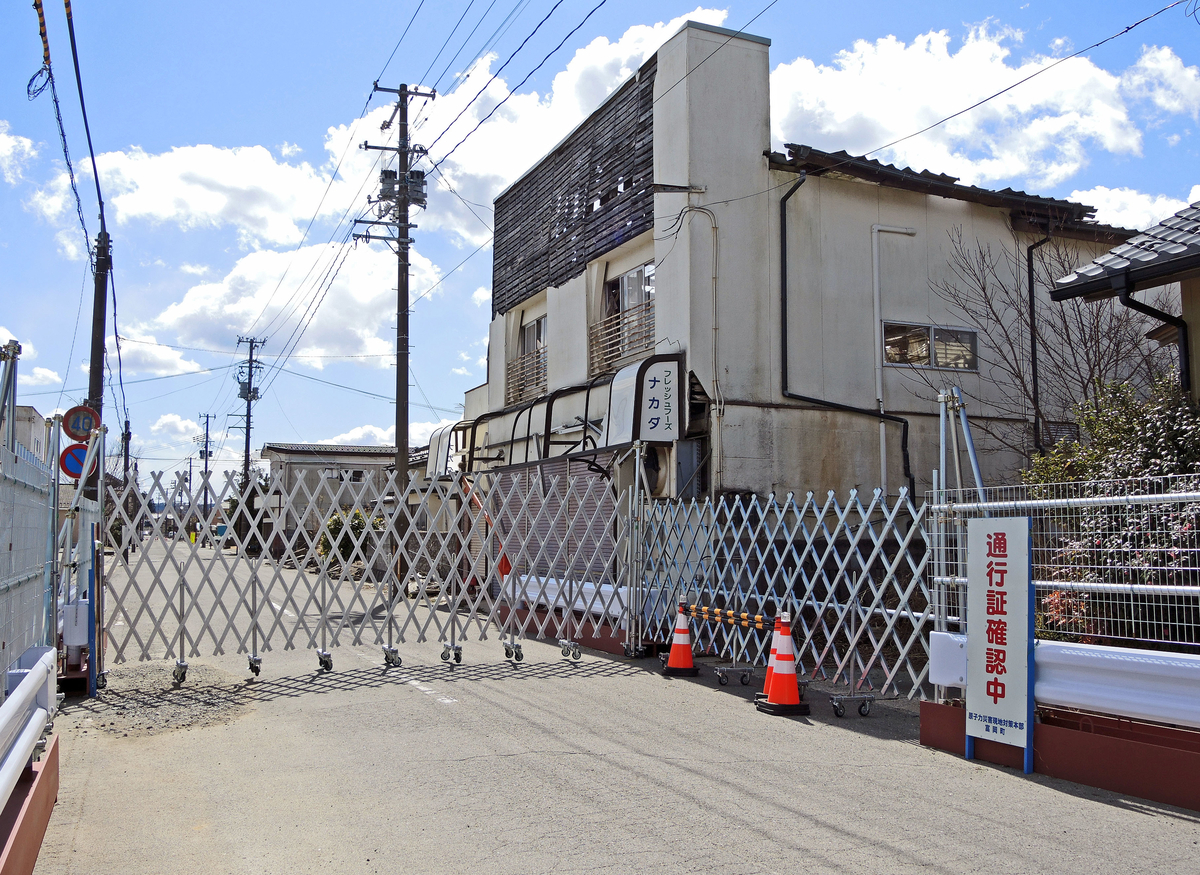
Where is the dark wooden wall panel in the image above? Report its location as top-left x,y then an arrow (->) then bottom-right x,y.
492,56 -> 656,319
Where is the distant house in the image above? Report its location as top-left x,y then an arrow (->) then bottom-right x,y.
451,20 -> 1131,500
259,442 -> 427,537
1053,199 -> 1200,397
11,405 -> 48,464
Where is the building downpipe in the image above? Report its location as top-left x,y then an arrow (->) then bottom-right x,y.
1112,269 -> 1191,395
779,171 -> 917,498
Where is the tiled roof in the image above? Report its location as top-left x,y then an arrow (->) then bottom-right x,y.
1055,200 -> 1200,294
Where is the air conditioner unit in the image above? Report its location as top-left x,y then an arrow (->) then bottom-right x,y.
616,439 -> 703,500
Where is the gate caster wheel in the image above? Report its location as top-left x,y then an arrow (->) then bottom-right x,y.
504,646 -> 513,659
248,656 -> 262,676
622,644 -> 632,658
318,652 -> 333,672
858,700 -> 871,717
172,663 -> 188,684
514,647 -> 524,663
382,647 -> 401,668
717,670 -> 729,686
441,647 -> 452,662
96,673 -> 108,690
740,672 -> 752,686
561,646 -> 572,658
833,702 -> 846,718
453,649 -> 463,664
571,646 -> 582,661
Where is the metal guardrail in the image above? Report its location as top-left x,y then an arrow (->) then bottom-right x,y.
0,646 -> 57,812
929,478 -> 1200,651
588,299 -> 654,376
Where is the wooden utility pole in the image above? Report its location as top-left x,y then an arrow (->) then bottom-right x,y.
355,82 -> 433,668
356,82 -> 433,480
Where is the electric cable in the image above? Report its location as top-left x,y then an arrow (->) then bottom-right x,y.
429,0 -> 609,174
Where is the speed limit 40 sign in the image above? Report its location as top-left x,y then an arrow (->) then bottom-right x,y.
63,405 -> 100,442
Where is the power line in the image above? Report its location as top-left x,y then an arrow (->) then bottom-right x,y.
428,0 -> 609,174
422,0 -> 571,158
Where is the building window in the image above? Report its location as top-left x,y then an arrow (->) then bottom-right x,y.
507,313 -> 548,404
884,322 -> 977,370
520,314 -> 546,355
350,470 -> 364,483
589,262 -> 656,376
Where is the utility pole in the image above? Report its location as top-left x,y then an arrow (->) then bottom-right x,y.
355,82 -> 433,670
194,413 -> 215,521
235,337 -> 265,490
84,225 -> 111,499
355,82 -> 433,480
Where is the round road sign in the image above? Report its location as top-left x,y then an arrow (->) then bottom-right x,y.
63,405 -> 100,442
60,443 -> 95,479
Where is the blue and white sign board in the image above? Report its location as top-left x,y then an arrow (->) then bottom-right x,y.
965,516 -> 1035,774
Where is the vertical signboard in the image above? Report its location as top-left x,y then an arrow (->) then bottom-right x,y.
638,359 -> 680,442
965,516 -> 1034,773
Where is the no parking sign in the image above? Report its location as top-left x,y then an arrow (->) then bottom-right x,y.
60,442 -> 96,479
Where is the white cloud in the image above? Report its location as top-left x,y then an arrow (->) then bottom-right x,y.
0,327 -> 36,359
457,351 -> 470,361
1068,186 -> 1190,231
53,228 -> 87,262
319,424 -> 394,446
279,142 -> 303,158
410,418 -> 457,446
1121,45 -> 1200,120
179,263 -> 210,276
17,366 -> 60,387
150,413 -> 200,442
771,24 -> 1153,188
0,121 -> 36,184
770,32 -> 1200,192
152,242 -> 441,366
471,286 -> 491,307
317,419 -> 455,446
451,366 -> 470,376
112,333 -> 204,376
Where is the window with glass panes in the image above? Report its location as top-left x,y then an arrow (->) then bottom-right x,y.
883,322 -> 977,370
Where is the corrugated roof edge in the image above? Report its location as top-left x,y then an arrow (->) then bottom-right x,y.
770,145 -> 1135,233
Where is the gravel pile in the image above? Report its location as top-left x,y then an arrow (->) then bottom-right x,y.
58,661 -> 252,738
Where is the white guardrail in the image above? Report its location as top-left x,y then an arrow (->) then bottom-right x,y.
0,646 -> 57,809
930,632 -> 1200,730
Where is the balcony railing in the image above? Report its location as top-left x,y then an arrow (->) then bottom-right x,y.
506,346 -> 547,405
588,299 -> 655,376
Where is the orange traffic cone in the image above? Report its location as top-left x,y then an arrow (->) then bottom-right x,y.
755,612 -> 810,716
662,604 -> 700,677
754,616 -> 782,702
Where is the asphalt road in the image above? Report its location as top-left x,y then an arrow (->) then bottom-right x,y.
35,637 -> 1200,875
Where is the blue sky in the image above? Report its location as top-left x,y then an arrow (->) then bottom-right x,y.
1,1 -> 1197,485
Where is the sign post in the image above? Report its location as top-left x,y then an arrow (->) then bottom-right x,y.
965,516 -> 1035,774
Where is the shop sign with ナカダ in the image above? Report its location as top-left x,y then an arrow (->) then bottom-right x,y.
638,359 -> 680,442
965,516 -> 1035,774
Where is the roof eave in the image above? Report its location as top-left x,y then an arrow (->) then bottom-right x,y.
1051,253 -> 1200,302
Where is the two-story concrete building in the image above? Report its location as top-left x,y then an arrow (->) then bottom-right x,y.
446,20 -> 1136,500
